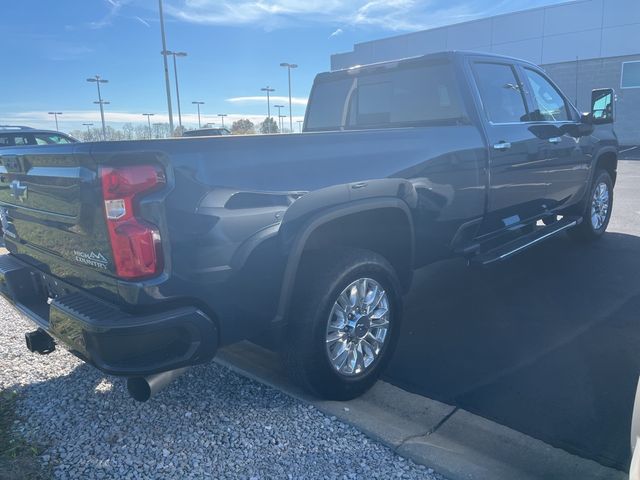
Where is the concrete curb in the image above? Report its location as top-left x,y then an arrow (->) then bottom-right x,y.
215,341 -> 626,480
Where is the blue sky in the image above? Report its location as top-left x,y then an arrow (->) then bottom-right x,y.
0,0 -> 568,132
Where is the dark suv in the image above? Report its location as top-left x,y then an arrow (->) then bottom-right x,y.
182,127 -> 231,137
0,126 -> 77,147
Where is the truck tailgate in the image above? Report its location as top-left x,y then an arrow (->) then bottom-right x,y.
0,144 -> 116,288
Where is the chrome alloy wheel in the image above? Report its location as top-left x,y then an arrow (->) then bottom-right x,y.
325,277 -> 390,377
591,182 -> 610,230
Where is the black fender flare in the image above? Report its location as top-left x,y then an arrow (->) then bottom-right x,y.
590,146 -> 618,180
272,197 -> 415,326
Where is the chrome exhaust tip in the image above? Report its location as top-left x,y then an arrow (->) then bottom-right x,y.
126,367 -> 189,402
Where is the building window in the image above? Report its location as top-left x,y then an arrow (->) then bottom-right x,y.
621,61 -> 640,89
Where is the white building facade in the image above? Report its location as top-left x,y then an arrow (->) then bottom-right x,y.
331,0 -> 640,144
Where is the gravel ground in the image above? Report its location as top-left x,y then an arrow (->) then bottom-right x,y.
0,297 -> 444,480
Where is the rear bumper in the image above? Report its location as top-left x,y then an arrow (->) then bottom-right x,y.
0,254 -> 218,377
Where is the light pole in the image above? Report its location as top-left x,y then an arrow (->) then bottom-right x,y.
86,75 -> 108,140
273,105 -> 284,132
153,122 -> 164,139
142,113 -> 155,139
280,62 -> 298,133
48,112 -> 62,131
217,114 -> 227,127
297,120 -> 303,133
158,0 -> 174,134
83,123 -> 93,135
261,86 -> 275,133
279,115 -> 287,133
161,50 -> 187,131
192,101 -> 204,128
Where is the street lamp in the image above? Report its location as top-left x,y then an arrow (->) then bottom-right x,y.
273,105 -> 284,132
142,113 -> 155,139
48,112 -> 62,131
279,115 -> 287,133
161,50 -> 187,131
217,114 -> 227,127
158,0 -> 174,134
83,123 -> 93,135
152,122 -> 164,139
297,120 -> 303,133
261,86 -> 275,133
192,101 -> 204,128
86,75 -> 109,140
280,62 -> 298,133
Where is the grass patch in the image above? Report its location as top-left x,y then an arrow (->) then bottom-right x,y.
0,390 -> 49,480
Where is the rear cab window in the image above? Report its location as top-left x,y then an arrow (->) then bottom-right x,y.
305,59 -> 467,131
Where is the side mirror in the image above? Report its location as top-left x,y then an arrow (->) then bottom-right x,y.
590,88 -> 615,124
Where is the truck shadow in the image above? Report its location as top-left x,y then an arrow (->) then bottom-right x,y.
385,231 -> 640,470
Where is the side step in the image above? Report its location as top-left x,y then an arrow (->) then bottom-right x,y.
470,216 -> 581,266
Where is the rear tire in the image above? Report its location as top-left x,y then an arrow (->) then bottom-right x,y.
568,169 -> 613,242
283,248 -> 402,400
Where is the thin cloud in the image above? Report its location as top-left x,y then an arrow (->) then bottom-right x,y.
88,0 -> 132,29
163,0 -> 567,32
226,96 -> 308,107
329,28 -> 343,38
134,16 -> 151,27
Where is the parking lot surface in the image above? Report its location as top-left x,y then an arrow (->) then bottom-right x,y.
387,158 -> 640,470
0,304 -> 443,480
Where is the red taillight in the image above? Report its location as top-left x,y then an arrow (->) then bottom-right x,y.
100,165 -> 165,279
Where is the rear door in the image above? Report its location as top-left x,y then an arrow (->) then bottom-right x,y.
518,66 -> 590,209
470,59 -> 548,235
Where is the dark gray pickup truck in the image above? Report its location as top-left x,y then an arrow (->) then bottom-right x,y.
0,51 -> 618,401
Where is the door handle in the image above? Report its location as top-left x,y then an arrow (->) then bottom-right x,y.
548,136 -> 562,144
493,142 -> 511,151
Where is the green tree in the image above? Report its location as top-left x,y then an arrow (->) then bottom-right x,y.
259,117 -> 279,134
231,118 -> 255,135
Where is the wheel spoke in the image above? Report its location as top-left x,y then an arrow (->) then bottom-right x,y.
357,278 -> 367,305
331,339 -> 348,361
326,331 -> 345,344
355,342 -> 366,373
348,285 -> 358,308
370,306 -> 389,321
361,340 -> 376,367
364,283 -> 377,305
363,333 -> 380,354
346,344 -> 358,374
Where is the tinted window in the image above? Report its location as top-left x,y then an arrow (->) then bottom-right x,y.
621,61 -> 640,89
349,63 -> 464,128
33,134 -> 73,144
473,62 -> 528,123
0,135 -> 11,146
523,68 -> 569,121
13,134 -> 33,146
306,61 -> 465,131
305,77 -> 354,131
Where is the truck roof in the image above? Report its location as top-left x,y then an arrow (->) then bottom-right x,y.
322,50 -> 539,79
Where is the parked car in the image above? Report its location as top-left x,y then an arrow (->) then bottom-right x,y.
0,51 -> 617,402
0,125 -> 77,146
182,127 -> 231,137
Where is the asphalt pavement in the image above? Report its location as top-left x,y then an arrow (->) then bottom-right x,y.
385,155 -> 640,470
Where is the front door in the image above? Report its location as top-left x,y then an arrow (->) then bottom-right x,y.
518,66 -> 590,211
